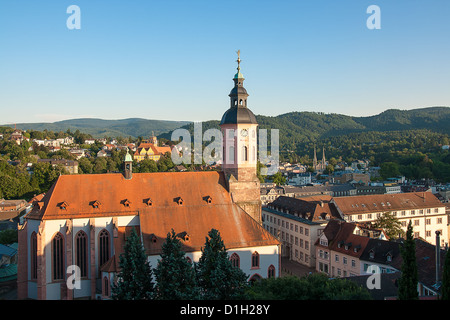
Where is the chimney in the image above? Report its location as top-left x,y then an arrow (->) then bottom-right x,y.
436,230 -> 441,284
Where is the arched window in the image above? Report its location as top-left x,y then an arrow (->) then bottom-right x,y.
230,253 -> 240,268
103,276 -> 109,297
76,231 -> 88,278
251,252 -> 260,269
99,229 -> 110,269
52,232 -> 65,281
30,232 -> 37,280
268,265 -> 276,278
249,274 -> 262,284
242,146 -> 248,162
239,99 -> 243,105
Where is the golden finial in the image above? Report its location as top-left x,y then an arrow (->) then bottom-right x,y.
236,50 -> 241,70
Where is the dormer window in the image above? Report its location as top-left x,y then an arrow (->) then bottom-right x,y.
344,243 -> 352,250
122,199 -> 132,207
145,198 -> 153,206
177,231 -> 190,242
149,233 -> 157,243
175,197 -> 184,205
386,253 -> 392,262
91,200 -> 101,209
58,201 -> 69,210
369,250 -> 375,259
204,196 -> 212,204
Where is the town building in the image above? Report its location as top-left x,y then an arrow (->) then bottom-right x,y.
0,199 -> 28,231
315,220 -> 401,278
37,159 -> 79,174
332,192 -> 448,246
17,54 -> 280,300
10,129 -> 26,145
263,196 -> 340,268
133,136 -> 174,163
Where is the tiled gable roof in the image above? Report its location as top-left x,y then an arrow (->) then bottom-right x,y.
333,192 -> 444,215
26,171 -> 280,253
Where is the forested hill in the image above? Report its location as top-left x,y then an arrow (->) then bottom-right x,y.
6,107 -> 449,141
162,106 -> 450,142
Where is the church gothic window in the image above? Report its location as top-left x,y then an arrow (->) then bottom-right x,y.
230,253 -> 240,268
98,229 -> 110,269
268,265 -> 276,278
251,251 -> 260,269
52,232 -> 65,281
30,232 -> 37,280
76,231 -> 88,278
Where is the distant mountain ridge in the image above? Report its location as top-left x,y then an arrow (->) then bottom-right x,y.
162,106 -> 450,143
6,118 -> 191,139
4,106 -> 450,141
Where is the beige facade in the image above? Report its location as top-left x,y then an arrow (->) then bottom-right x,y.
262,208 -> 325,268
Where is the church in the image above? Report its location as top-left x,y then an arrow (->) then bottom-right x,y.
17,54 -> 281,300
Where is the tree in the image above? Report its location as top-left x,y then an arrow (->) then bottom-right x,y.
111,228 -> 154,300
196,229 -> 248,300
270,172 -> 286,186
379,162 -> 400,179
398,220 -> 419,300
246,273 -> 371,300
154,229 -> 199,300
441,249 -> 450,300
372,212 -> 405,240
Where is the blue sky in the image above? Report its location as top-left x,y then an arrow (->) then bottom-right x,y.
0,0 -> 449,124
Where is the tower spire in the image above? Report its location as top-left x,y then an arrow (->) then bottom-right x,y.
236,49 -> 241,72
234,50 -> 244,80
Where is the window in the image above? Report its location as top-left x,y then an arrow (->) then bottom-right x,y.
229,146 -> 235,162
31,232 -> 38,280
99,229 -> 110,269
414,219 -> 420,226
103,277 -> 109,297
230,253 -> 240,268
437,218 -> 443,224
76,231 -> 88,278
268,265 -> 276,278
52,233 -> 65,281
343,257 -> 347,265
251,252 -> 260,268
242,146 -> 248,162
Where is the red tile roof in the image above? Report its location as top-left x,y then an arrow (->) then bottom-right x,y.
333,192 -> 444,215
27,171 -> 280,253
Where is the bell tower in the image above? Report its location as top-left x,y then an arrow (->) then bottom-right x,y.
220,51 -> 261,224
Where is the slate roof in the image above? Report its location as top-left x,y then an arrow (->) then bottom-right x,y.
268,196 -> 341,222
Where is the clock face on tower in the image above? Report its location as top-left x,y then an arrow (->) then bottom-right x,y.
240,129 -> 248,137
